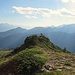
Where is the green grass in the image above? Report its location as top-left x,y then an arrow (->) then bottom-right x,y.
0,35 -> 75,75
0,50 -> 13,65
0,47 -> 47,75
14,47 -> 47,74
35,71 -> 75,75
0,50 -> 12,59
35,71 -> 62,75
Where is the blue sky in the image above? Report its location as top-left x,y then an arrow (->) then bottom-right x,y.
0,0 -> 75,29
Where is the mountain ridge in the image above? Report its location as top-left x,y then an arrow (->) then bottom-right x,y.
0,35 -> 75,75
0,24 -> 75,53
0,23 -> 17,32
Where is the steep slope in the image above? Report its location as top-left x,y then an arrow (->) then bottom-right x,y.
13,34 -> 62,53
0,35 -> 75,75
46,32 -> 75,53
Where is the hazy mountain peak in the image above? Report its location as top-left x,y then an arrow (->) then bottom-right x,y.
0,23 -> 17,32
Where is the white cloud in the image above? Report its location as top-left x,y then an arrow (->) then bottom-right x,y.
12,6 -> 53,18
61,0 -> 75,3
61,0 -> 75,17
25,15 -> 37,19
11,10 -> 15,13
12,6 -> 75,18
61,0 -> 69,3
9,10 -> 15,13
58,8 -> 75,17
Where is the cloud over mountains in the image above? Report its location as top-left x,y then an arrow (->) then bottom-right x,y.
13,6 -> 75,19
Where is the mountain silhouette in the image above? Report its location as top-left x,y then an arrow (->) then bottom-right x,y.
0,24 -> 75,53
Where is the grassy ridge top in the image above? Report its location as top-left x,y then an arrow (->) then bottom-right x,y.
0,34 -> 75,75
14,34 -> 64,53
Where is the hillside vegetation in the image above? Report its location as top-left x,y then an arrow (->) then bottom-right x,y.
0,34 -> 75,75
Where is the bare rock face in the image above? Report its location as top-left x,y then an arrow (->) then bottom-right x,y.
44,65 -> 51,70
43,64 -> 56,72
41,49 -> 75,73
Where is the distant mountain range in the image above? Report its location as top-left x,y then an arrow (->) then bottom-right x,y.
0,23 -> 17,32
0,23 -> 75,53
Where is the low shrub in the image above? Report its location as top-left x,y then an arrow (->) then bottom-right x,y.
15,48 -> 47,75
